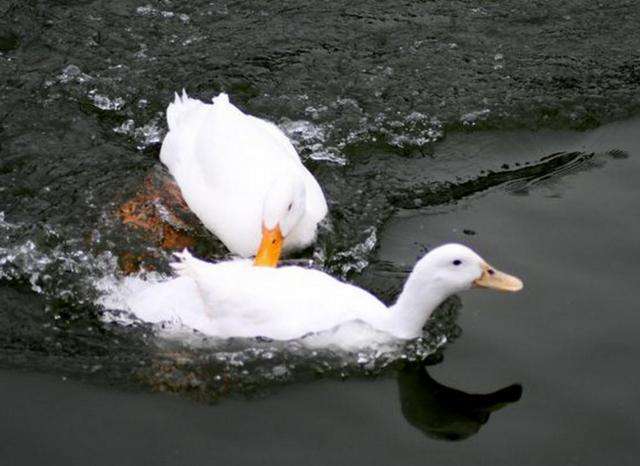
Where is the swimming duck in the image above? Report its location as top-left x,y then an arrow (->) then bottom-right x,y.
125,244 -> 522,344
159,91 -> 328,266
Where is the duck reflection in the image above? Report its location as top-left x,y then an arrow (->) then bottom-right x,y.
398,363 -> 522,441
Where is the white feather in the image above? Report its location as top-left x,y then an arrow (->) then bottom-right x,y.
121,244 -> 523,349
159,91 -> 328,257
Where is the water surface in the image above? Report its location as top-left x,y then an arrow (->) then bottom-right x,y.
1,1 -> 640,464
3,118 -> 639,465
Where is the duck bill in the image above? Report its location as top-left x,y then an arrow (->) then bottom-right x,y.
474,263 -> 523,292
253,225 -> 283,267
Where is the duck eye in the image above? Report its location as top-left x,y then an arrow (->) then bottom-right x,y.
453,260 -> 462,266
287,203 -> 293,211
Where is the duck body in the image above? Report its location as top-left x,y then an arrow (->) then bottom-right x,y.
127,257 -> 389,341
159,92 -> 327,257
125,245 -> 523,346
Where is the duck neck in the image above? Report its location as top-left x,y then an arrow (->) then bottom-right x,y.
386,269 -> 450,339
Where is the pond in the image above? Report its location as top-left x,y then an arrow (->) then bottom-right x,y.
1,1 -> 639,465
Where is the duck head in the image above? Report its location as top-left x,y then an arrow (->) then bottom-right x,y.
419,244 -> 523,294
254,173 -> 307,267
389,244 -> 522,339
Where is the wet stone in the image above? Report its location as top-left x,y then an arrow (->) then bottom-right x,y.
117,166 -> 202,272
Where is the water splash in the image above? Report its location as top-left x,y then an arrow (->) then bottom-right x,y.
136,5 -> 190,23
0,207 -> 458,399
95,269 -> 461,398
134,118 -> 164,149
280,119 -> 347,165
292,96 -> 445,158
88,89 -> 125,111
113,119 -> 135,134
461,109 -> 491,126
0,213 -> 118,302
111,115 -> 164,149
330,226 -> 378,277
57,64 -> 92,84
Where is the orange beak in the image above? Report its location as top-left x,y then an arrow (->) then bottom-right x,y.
474,262 -> 523,292
253,224 -> 283,267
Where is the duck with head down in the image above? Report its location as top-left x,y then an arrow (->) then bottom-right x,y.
253,170 -> 312,267
159,91 -> 327,266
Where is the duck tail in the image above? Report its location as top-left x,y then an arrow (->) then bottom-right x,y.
211,92 -> 230,105
170,248 -> 200,280
165,89 -> 203,131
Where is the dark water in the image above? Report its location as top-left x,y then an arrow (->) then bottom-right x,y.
1,1 -> 640,465
2,118 -> 639,465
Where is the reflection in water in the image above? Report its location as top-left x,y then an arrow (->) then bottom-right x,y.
398,363 -> 522,441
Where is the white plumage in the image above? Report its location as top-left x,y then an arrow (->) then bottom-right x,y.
160,91 -> 328,257
123,245 -> 523,348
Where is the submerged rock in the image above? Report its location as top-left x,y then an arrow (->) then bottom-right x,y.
118,166 -> 198,273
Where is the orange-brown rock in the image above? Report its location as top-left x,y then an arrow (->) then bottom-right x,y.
117,166 -> 201,272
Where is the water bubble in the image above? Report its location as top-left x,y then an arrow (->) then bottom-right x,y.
460,109 -> 491,126
113,119 -> 135,134
333,227 -> 378,277
136,5 -> 190,23
280,119 -> 347,165
58,64 -> 92,84
88,89 -> 125,111
134,118 -> 164,149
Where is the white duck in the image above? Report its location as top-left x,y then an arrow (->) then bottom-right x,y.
160,91 -> 328,266
125,244 -> 522,345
